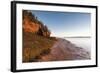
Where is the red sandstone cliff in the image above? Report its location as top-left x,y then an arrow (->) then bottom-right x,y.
23,10 -> 51,37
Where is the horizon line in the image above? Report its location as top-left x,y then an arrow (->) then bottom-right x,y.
63,36 -> 91,38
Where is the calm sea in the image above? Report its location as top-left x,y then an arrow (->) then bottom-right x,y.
64,37 -> 91,52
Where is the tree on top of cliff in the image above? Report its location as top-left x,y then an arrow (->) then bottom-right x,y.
23,10 -> 51,37
23,10 -> 37,23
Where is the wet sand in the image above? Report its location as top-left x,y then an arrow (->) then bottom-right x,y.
39,38 -> 90,61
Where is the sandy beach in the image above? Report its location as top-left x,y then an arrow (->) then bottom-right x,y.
39,38 -> 90,61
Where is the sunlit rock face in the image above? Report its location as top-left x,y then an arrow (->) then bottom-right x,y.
23,18 -> 40,32
23,10 -> 51,37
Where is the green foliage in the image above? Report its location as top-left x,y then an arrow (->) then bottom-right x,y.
23,10 -> 43,24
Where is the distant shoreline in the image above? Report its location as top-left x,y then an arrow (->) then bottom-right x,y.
51,36 -> 91,38
63,37 -> 91,38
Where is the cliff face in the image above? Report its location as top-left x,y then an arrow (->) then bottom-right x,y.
23,17 -> 40,32
22,10 -> 55,62
23,10 -> 51,37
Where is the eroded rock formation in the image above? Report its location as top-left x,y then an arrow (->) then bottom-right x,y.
23,10 -> 51,37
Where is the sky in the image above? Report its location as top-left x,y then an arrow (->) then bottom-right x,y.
31,10 -> 91,37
